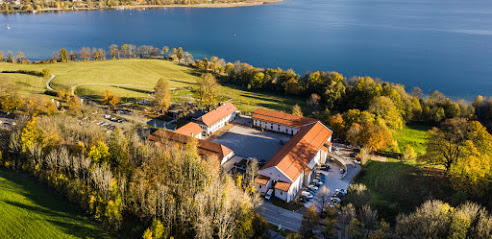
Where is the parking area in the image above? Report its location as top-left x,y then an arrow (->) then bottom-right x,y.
213,125 -> 292,163
0,116 -> 17,130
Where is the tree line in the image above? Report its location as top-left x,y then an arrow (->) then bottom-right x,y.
0,0 -> 247,14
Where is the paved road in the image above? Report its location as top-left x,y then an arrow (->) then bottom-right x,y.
46,74 -> 56,91
257,202 -> 303,232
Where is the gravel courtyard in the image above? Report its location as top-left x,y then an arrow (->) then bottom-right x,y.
213,125 -> 292,161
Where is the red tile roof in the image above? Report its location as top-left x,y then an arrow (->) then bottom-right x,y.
197,102 -> 238,127
260,121 -> 332,182
175,122 -> 203,137
252,108 -> 317,129
255,175 -> 270,185
149,129 -> 233,161
275,181 -> 291,192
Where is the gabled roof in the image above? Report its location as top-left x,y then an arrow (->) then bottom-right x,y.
197,102 -> 238,127
260,121 -> 332,182
149,129 -> 233,160
275,181 -> 292,192
175,122 -> 203,137
252,108 -> 317,129
255,175 -> 270,185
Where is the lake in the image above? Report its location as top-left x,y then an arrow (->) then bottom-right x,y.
0,0 -> 492,98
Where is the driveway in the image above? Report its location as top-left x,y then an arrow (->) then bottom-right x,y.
257,202 -> 303,232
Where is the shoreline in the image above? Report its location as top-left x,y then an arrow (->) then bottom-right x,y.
31,0 -> 283,14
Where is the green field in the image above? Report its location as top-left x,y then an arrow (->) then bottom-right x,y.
0,60 -> 308,113
0,73 -> 46,96
0,168 -> 112,239
394,124 -> 431,156
351,159 -> 456,223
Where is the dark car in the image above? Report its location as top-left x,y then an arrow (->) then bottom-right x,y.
332,191 -> 344,199
349,153 -> 357,158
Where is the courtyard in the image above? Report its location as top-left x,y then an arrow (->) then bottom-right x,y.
212,125 -> 292,162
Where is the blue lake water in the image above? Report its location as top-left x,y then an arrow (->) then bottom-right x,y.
0,0 -> 492,98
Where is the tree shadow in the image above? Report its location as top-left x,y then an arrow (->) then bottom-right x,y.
0,169 -> 112,238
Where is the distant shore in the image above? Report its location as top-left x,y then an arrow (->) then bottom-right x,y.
32,0 -> 283,14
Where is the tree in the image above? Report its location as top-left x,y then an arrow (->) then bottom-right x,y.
150,218 -> 164,239
41,69 -> 52,78
153,78 -> 171,114
59,48 -> 68,62
176,47 -> 184,63
142,228 -> 153,239
161,46 -> 169,58
314,187 -> 331,216
307,93 -> 321,110
80,47 -> 92,61
299,206 -> 319,239
102,90 -> 120,109
109,44 -> 120,59
88,141 -> 110,164
292,104 -> 303,117
194,73 -> 221,108
401,145 -> 416,160
368,96 -> 403,130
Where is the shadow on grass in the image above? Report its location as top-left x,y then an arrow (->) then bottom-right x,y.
352,160 -> 454,223
0,169 -> 111,239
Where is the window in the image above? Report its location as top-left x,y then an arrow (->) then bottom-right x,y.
259,185 -> 262,189
280,191 -> 283,195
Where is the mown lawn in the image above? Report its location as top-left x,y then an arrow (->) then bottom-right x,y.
0,59 -> 310,114
0,168 -> 112,239
351,160 -> 456,223
394,124 -> 431,156
0,73 -> 46,96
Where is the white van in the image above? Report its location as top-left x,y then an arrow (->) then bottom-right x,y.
265,189 -> 273,200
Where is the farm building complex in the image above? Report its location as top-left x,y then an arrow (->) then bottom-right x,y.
196,102 -> 238,135
253,109 -> 333,202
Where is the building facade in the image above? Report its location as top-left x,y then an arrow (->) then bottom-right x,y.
196,102 -> 239,135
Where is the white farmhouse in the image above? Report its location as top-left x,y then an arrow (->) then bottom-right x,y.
254,109 -> 333,203
196,102 -> 238,135
175,122 -> 204,139
252,108 -> 317,135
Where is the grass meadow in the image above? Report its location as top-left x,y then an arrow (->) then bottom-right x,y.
394,123 -> 431,156
0,59 -> 310,114
0,168 -> 112,239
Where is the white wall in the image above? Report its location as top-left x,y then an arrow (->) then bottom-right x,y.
220,151 -> 235,165
253,119 -> 299,135
256,179 -> 272,195
258,166 -> 293,184
200,112 -> 237,135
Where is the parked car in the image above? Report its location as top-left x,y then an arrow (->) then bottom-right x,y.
349,153 -> 357,158
335,189 -> 348,195
265,189 -> 273,200
0,120 -> 2,124
5,121 -> 16,126
111,117 -> 118,122
299,197 -> 307,203
330,197 -> 341,205
315,181 -> 324,187
301,191 -> 314,199
308,185 -> 319,192
104,114 -> 111,119
117,119 -> 124,123
319,165 -> 330,171
332,191 -> 344,199
334,148 -> 340,154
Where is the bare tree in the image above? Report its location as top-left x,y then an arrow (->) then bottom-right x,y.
314,187 -> 331,215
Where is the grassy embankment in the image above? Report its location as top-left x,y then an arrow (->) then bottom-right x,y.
352,124 -> 462,223
0,59 -> 309,114
0,168 -> 111,239
0,73 -> 46,96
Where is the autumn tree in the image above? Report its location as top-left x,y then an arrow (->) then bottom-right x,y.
424,118 -> 492,196
152,78 -> 171,114
59,48 -> 68,62
194,73 -> 221,108
292,104 -> 303,117
102,90 -> 120,109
